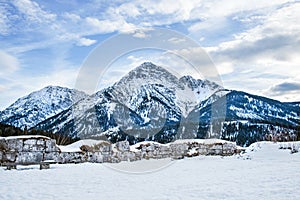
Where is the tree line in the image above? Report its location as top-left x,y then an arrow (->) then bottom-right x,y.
0,123 -> 79,145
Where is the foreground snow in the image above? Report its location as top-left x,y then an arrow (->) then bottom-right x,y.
1,142 -> 300,200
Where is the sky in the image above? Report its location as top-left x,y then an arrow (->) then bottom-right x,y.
1,0 -> 300,110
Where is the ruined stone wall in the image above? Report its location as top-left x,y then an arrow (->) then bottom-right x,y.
0,136 -> 60,164
76,140 -> 240,163
0,137 -> 241,165
130,140 -> 239,161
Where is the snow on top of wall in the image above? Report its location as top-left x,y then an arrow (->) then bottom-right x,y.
130,141 -> 165,152
59,139 -> 110,152
170,138 -> 236,145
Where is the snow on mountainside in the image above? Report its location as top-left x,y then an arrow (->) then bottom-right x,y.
92,62 -> 224,141
226,92 -> 299,125
190,90 -> 300,146
195,90 -> 300,126
34,62 -> 223,142
109,62 -> 223,116
35,93 -> 104,139
287,102 -> 300,110
0,86 -> 87,129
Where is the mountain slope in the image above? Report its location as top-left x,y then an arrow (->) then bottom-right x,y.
33,62 -> 223,143
195,90 -> 300,126
189,90 -> 300,146
0,86 -> 87,129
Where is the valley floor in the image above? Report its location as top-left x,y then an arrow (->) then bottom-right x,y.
1,142 -> 300,200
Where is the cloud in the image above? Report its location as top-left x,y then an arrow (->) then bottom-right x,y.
269,82 -> 300,93
125,50 -> 215,81
2,0 -> 296,53
0,5 -> 9,35
100,0 -> 203,29
0,84 -> 7,93
116,2 -> 141,18
76,38 -> 97,46
63,12 -> 81,21
264,81 -> 300,102
211,35 -> 300,63
85,17 -> 136,34
0,50 -> 20,75
133,31 -> 149,38
1,1 -> 137,52
207,2 -> 300,61
215,62 -> 234,75
170,47 -> 221,81
188,0 -> 291,32
13,0 -> 56,23
200,2 -> 300,102
168,37 -> 186,44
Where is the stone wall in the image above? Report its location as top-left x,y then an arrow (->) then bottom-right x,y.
0,135 -> 60,165
74,139 -> 240,163
130,139 -> 239,161
0,136 -> 241,166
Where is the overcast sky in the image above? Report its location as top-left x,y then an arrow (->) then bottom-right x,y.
1,0 -> 300,110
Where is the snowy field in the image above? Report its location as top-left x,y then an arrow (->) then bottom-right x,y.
1,142 -> 300,200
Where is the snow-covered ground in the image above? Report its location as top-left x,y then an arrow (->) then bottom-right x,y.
1,142 -> 300,200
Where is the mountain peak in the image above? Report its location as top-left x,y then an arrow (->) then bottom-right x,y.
43,85 -> 66,91
179,75 -> 223,91
0,86 -> 87,129
131,62 -> 172,75
114,62 -> 180,88
140,61 -> 156,67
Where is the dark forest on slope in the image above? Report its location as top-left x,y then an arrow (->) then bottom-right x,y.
0,123 -> 79,145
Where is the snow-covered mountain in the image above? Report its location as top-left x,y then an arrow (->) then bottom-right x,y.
1,62 -> 299,146
0,86 -> 88,129
195,90 -> 300,126
190,90 -> 300,146
107,62 -> 223,116
34,62 -> 223,143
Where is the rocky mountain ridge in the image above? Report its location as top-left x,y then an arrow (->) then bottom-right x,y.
0,62 -> 299,146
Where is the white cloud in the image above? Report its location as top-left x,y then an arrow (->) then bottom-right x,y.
0,50 -> 20,75
188,0 -> 292,32
201,2 -> 300,102
85,17 -> 136,34
170,47 -> 221,81
13,0 -> 56,23
63,12 -> 81,21
117,3 -> 141,18
168,37 -> 187,44
141,0 -> 196,18
76,38 -> 97,47
0,6 -> 9,35
0,84 -> 7,93
133,31 -> 149,38
102,0 -> 202,28
216,62 -> 234,75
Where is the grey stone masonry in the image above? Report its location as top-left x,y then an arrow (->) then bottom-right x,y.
0,135 -> 60,165
1,136 -> 243,167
